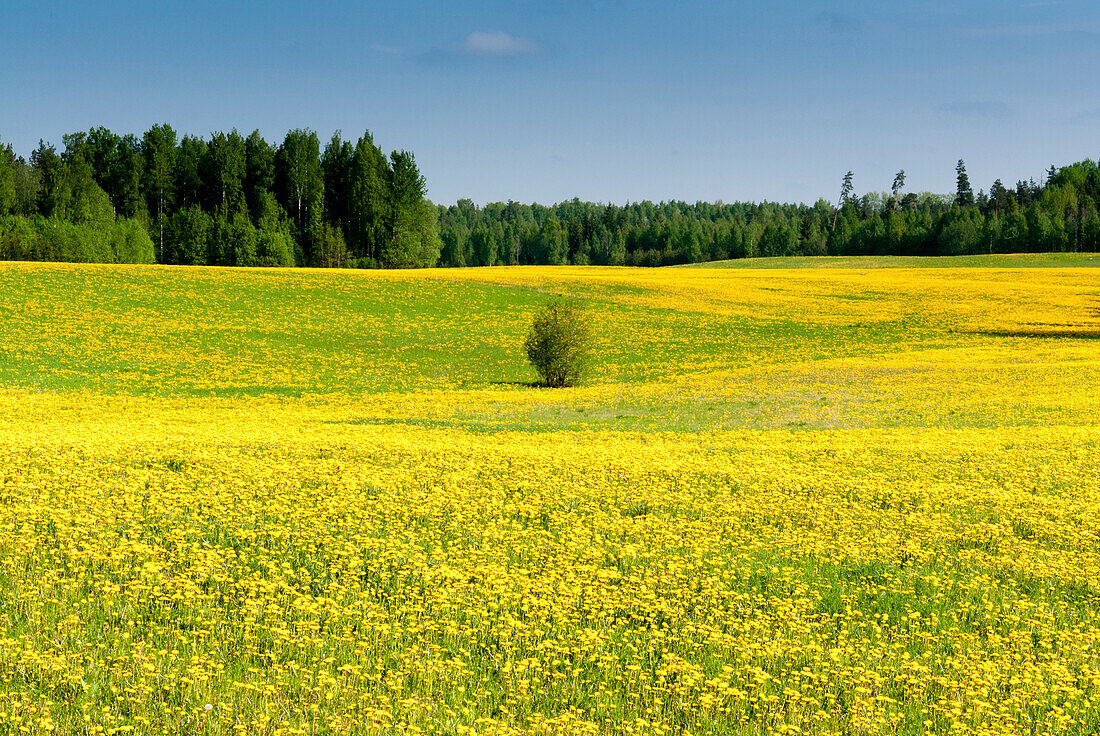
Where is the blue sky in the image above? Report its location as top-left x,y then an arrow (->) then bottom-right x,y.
2,1 -> 1097,206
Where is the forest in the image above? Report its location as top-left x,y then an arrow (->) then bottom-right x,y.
0,127 -> 440,268
1,125 -> 1099,268
436,162 -> 1100,266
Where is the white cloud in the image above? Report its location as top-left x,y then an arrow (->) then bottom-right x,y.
458,31 -> 540,57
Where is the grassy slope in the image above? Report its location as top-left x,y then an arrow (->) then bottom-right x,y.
3,261 -> 1100,734
682,252 -> 1100,269
0,263 -> 910,398
3,260 -> 1099,431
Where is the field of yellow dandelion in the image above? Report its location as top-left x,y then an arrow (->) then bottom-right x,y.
3,256 -> 1100,735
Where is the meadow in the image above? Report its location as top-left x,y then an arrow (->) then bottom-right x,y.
2,255 -> 1100,735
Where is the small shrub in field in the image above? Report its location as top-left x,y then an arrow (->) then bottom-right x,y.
524,300 -> 592,387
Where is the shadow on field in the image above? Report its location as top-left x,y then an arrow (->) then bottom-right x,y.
967,303 -> 1100,338
963,301 -> 1100,338
488,380 -> 542,387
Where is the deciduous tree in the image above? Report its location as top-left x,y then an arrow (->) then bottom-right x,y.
275,129 -> 324,264
142,124 -> 177,260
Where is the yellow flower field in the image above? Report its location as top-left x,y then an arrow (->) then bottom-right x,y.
2,260 -> 1100,734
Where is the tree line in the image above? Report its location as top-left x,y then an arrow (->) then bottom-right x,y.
2,127 -> 1098,268
436,159 -> 1100,267
0,126 -> 440,267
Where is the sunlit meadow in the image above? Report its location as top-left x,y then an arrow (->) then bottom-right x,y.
3,256 -> 1100,735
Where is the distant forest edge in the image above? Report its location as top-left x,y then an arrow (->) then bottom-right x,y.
1,126 -> 1099,268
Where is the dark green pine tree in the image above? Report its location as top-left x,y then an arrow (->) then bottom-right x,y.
989,179 -> 1007,216
243,130 -> 275,226
891,170 -> 905,211
61,132 -> 114,225
383,150 -> 440,268
321,132 -> 355,244
174,135 -> 207,210
0,139 -> 15,215
832,171 -> 853,230
84,127 -> 121,205
955,159 -> 974,207
31,141 -> 68,218
116,135 -> 147,219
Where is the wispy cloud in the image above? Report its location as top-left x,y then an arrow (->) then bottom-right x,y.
937,100 -> 1013,119
416,31 -> 543,66
456,31 -> 541,57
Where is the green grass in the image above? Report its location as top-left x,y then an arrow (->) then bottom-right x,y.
683,252 -> 1100,269
0,264 -> 918,400
3,261 -> 1098,433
